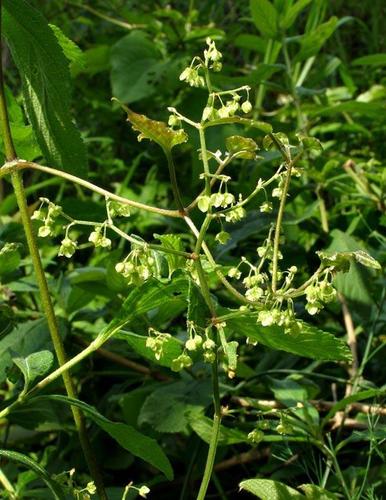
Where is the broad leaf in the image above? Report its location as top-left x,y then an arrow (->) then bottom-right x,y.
280,0 -> 312,30
35,395 -> 173,480
138,380 -> 211,433
226,135 -> 259,159
0,449 -> 66,499
188,413 -> 248,445
13,350 -> 53,392
227,316 -> 351,361
3,0 -> 87,176
239,478 -> 305,499
111,31 -> 169,103
299,484 -> 338,499
294,17 -> 338,63
250,0 -> 278,39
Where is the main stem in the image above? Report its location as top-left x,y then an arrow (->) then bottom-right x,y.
0,8 -> 106,498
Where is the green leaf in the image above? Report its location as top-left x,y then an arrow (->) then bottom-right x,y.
280,0 -> 312,30
35,395 -> 173,480
3,0 -> 87,176
138,380 -> 211,433
321,388 -> 383,427
297,134 -> 323,152
239,478 -> 305,499
294,17 -> 338,63
352,53 -> 386,66
111,31 -> 168,103
188,413 -> 247,445
0,319 -> 61,384
0,449 -> 66,499
49,24 -> 85,76
299,484 -> 338,499
317,248 -> 381,271
13,350 -> 53,391
99,277 -> 188,343
227,317 -> 352,361
327,230 -> 377,307
250,0 -> 278,38
114,100 -> 187,154
0,242 -> 21,276
154,234 -> 186,276
234,34 -> 267,53
226,135 -> 259,159
204,115 -> 272,133
187,278 -> 211,329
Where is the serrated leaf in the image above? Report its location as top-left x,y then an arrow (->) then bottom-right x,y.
49,24 -> 85,76
3,0 -> 87,176
35,395 -> 173,480
250,0 -> 278,39
114,100 -> 187,153
239,478 -> 305,499
13,350 -> 53,392
227,316 -> 351,361
0,449 -> 66,499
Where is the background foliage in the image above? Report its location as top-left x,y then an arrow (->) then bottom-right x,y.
0,0 -> 385,499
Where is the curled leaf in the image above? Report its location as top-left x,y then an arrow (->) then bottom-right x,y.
317,249 -> 381,271
226,135 -> 259,159
113,98 -> 188,153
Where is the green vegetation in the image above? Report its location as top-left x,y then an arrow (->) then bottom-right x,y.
0,1 -> 385,499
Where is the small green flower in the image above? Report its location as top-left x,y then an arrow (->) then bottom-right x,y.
58,237 -> 77,258
241,100 -> 252,114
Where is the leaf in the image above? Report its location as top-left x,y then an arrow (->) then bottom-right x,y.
299,484 -> 338,499
35,395 -> 173,480
138,380 -> 212,433
234,34 -> 267,53
250,0 -> 278,38
239,478 -> 305,499
317,249 -> 381,271
204,115 -> 272,133
114,100 -> 188,154
226,135 -> 259,159
0,319 -> 63,384
13,350 -> 53,391
327,230 -> 377,307
227,316 -> 351,361
49,24 -> 85,76
111,31 -> 169,103
0,449 -> 66,499
280,0 -> 312,30
154,234 -> 185,276
188,413 -> 248,445
99,277 -> 188,343
187,278 -> 211,329
3,0 -> 87,175
0,242 -> 21,276
352,53 -> 386,66
297,134 -> 323,152
321,389 -> 383,427
294,17 -> 338,63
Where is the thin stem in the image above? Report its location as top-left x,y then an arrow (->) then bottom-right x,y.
0,160 -> 181,218
165,150 -> 186,214
0,11 -> 106,497
198,126 -> 212,197
271,162 -> 293,293
196,358 -> 222,500
0,468 -> 16,498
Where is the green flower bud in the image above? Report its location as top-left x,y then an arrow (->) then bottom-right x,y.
241,100 -> 252,114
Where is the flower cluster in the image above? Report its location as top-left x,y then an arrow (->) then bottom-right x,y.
202,86 -> 252,122
305,278 -> 336,315
32,198 -> 62,238
58,236 -> 77,258
197,191 -> 235,213
88,226 -> 112,249
115,245 -> 156,285
107,200 -> 131,218
145,328 -> 172,361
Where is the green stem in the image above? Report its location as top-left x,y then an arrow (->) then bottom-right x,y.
165,150 -> 186,214
271,162 -> 293,293
198,126 -> 212,197
196,357 -> 221,500
0,9 -> 106,497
